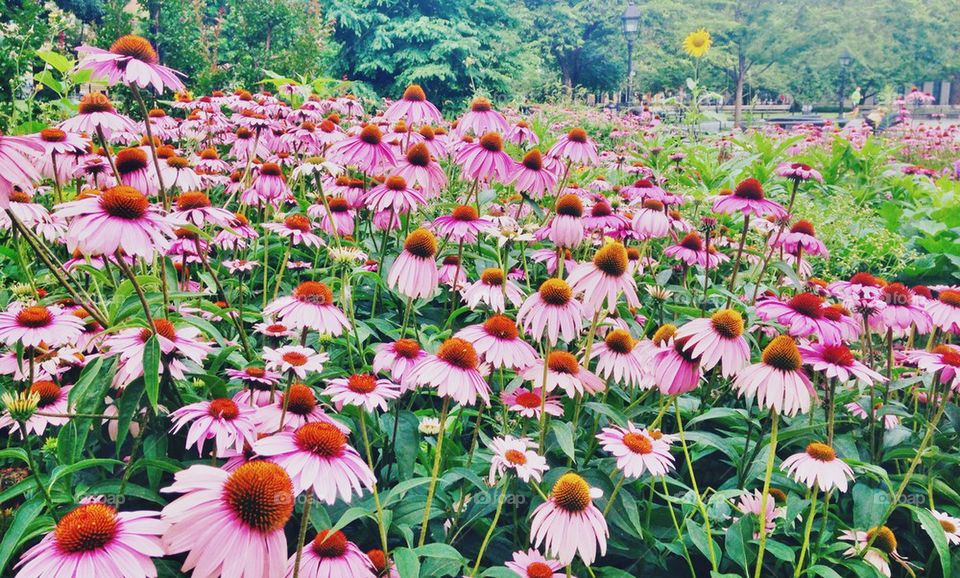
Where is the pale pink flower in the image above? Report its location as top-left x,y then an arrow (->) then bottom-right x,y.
405,338 -> 491,406
455,315 -> 538,370
263,345 -> 328,379
0,304 -> 83,348
387,228 -> 439,300
596,423 -> 675,478
487,435 -> 549,484
286,530 -> 376,578
734,335 -> 815,417
264,281 -> 350,335
530,473 -> 608,565
168,397 -> 258,457
674,310 -> 750,378
781,442 -> 855,493
324,373 -> 401,412
521,351 -> 604,398
517,279 -> 583,345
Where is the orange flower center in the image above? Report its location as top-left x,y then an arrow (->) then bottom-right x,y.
734,178 -> 765,200
115,148 -> 148,174
551,473 -> 591,513
711,309 -> 744,338
481,268 -> 505,286
866,526 -> 897,555
110,35 -> 158,63
347,374 -> 377,394
223,461 -> 294,533
30,380 -> 61,407
393,338 -> 421,359
526,562 -> 554,578
805,442 -> 836,461
296,422 -> 346,457
788,293 -> 825,319
504,449 -> 527,465
100,186 -> 149,220
567,127 -> 588,143
284,215 -> 312,232
260,163 -> 282,177
359,124 -> 383,145
604,329 -> 634,354
821,344 -> 854,367
452,204 -> 479,221
622,432 -> 653,454
16,306 -> 53,328
402,84 -> 427,102
405,143 -> 431,167
40,127 -> 67,142
679,232 -> 703,251
166,156 -> 189,169
437,338 -> 479,370
939,290 -> 960,308
547,351 -> 579,375
55,503 -> 118,553
882,283 -> 912,306
539,279 -> 572,306
790,220 -> 816,236
761,336 -> 802,371
479,132 -> 503,152
849,272 -> 883,287
555,194 -> 583,217
933,345 -> 960,367
593,242 -> 628,277
483,315 -> 519,340
403,229 -> 437,258
470,97 -> 492,112
284,384 -> 317,415
515,391 -> 541,409
312,529 -> 348,558
245,367 -> 266,378
208,398 -> 240,420
176,191 -> 211,210
282,351 -> 308,367
77,92 -> 115,114
652,324 -> 677,346
522,149 -> 543,170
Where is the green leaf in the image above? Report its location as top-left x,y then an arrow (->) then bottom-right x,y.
47,458 -> 123,490
415,543 -> 464,561
551,420 -> 575,461
725,515 -> 753,574
36,49 -> 72,72
115,378 -> 146,453
0,497 -> 45,574
809,565 -> 845,578
393,547 -> 420,578
142,335 -> 160,411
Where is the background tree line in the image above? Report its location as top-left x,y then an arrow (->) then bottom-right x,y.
2,0 -> 959,114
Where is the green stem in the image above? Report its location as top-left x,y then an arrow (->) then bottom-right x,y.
675,397 -> 718,571
291,493 -> 313,578
753,410 -> 780,578
418,396 -> 451,547
360,411 -> 390,556
661,477 -> 697,578
603,473 -> 627,516
469,479 -> 509,577
794,486 -> 819,578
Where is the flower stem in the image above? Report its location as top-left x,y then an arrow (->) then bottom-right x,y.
753,409 -> 780,578
19,423 -> 56,516
603,473 -> 627,516
661,476 -> 697,578
360,411 -> 390,556
537,341 -> 554,452
726,213 -> 751,308
469,479 -> 509,577
418,396 -> 451,547
114,251 -> 155,329
675,397 -> 717,571
794,486 -> 819,577
292,493 -> 313,578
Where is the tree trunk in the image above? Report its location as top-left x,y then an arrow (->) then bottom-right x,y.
734,51 -> 746,129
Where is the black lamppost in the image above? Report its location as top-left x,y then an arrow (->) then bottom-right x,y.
838,49 -> 852,120
621,2 -> 641,109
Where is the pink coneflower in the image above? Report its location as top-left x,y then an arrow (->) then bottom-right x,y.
325,373 -> 401,412
907,345 -> 960,391
287,529 -> 376,578
664,232 -> 710,267
530,472 -> 608,565
799,342 -> 885,384
455,314 -> 538,370
384,84 -> 442,125
504,549 -> 563,578
169,191 -> 234,228
840,526 -> 905,578
462,268 -> 524,313
438,255 -> 468,289
227,366 -> 282,406
927,289 -> 960,333
582,199 -> 628,234
263,345 -> 328,379
56,185 -> 173,258
159,155 -> 201,191
846,401 -> 900,430
254,421 -> 374,503
0,304 -> 83,348
0,134 -> 41,206
457,97 -> 509,136
545,194 -> 585,248
406,337 -> 491,406
256,382 -> 346,434
366,549 -> 399,578
712,178 -> 787,218
76,35 -> 184,92
507,121 -> 539,146
264,281 -> 350,335
631,199 -> 671,239
392,143 -> 446,198
781,442 -> 855,492
316,196 -> 356,236
756,292 -> 844,345
328,124 -> 396,174
255,321 -> 295,338
161,462 -> 294,578
736,489 -> 784,537
373,339 -> 427,384
522,351 -> 604,398
675,309 -> 749,378
510,149 -> 558,199
567,241 -> 639,313
734,335 -> 814,416
455,131 -> 516,183
59,92 -> 138,140
776,162 -> 823,183
364,175 -> 426,215
503,387 -> 563,419
589,329 -> 649,388
652,327 -> 703,395
243,162 -> 291,207
776,220 -> 828,257
517,279 -> 583,345
433,204 -> 496,243
531,248 -> 576,276
488,435 -> 548,483
168,397 -> 257,457
263,214 -> 325,248
548,127 -> 599,165
597,423 -> 675,479
870,283 -> 932,335
108,319 -> 212,388
0,381 -> 72,436
387,228 -> 439,300
14,501 -> 166,578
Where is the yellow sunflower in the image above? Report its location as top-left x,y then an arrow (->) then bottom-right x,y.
683,29 -> 711,58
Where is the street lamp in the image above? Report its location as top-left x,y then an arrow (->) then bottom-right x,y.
838,49 -> 852,120
621,2 -> 641,109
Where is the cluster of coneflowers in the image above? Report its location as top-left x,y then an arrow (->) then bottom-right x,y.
1,34 -> 960,578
